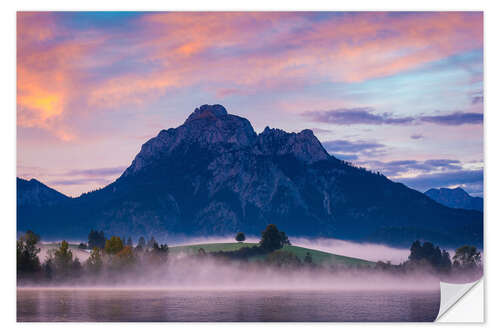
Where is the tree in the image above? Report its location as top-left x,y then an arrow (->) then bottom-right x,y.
78,242 -> 88,250
17,230 -> 41,275
304,252 -> 313,265
197,248 -> 206,257
235,232 -> 246,242
146,242 -> 169,264
453,245 -> 481,269
54,240 -> 74,276
265,251 -> 302,268
114,246 -> 135,268
105,236 -> 124,255
42,257 -> 54,280
88,229 -> 106,249
72,257 -> 83,277
408,240 -> 452,272
280,231 -> 291,246
137,236 -> 146,249
409,240 -> 423,261
440,249 -> 452,272
259,224 -> 291,252
147,236 -> 156,249
86,247 -> 103,273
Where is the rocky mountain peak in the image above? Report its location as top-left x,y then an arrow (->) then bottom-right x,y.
256,126 -> 330,163
185,104 -> 228,124
122,105 -> 257,177
123,105 -> 333,178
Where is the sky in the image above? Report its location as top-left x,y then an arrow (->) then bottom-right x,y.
17,12 -> 484,197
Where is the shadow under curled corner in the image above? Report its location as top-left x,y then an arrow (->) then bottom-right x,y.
436,278 -> 484,322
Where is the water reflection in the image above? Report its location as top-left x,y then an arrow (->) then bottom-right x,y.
17,288 -> 440,322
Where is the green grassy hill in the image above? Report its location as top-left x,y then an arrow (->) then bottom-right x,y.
169,242 -> 255,255
170,242 -> 375,268
40,241 -> 375,268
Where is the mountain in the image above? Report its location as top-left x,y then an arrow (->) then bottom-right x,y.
17,105 -> 483,248
425,187 -> 483,212
17,177 -> 69,207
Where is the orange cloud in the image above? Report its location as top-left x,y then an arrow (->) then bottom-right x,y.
17,12 -> 105,141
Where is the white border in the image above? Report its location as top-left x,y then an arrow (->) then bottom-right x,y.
3,0 -> 499,331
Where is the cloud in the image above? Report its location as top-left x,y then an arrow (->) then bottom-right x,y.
471,95 -> 483,105
303,108 -> 414,125
425,159 -> 462,168
48,178 -> 111,186
310,128 -> 333,135
17,13 -> 107,141
322,139 -> 386,160
332,153 -> 358,161
17,12 -> 483,140
303,108 -> 482,126
322,139 -> 385,153
356,158 -> 483,196
64,166 -> 126,177
396,169 -> 483,194
410,134 -> 423,140
358,159 -> 463,178
420,112 -> 483,125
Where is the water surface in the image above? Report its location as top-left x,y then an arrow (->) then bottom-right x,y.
17,288 -> 440,322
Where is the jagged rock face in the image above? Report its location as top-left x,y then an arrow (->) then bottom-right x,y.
123,105 -> 329,177
123,104 -> 257,177
17,105 -> 483,248
425,187 -> 483,212
255,127 -> 329,163
184,104 -> 228,123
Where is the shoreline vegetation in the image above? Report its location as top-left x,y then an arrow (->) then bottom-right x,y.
17,224 -> 483,288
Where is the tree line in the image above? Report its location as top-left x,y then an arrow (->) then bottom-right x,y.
375,240 -> 482,277
17,224 -> 482,283
17,229 -> 169,282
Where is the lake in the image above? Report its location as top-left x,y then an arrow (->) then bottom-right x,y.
17,288 -> 440,322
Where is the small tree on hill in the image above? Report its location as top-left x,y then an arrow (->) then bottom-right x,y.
259,224 -> 291,252
235,232 -> 246,243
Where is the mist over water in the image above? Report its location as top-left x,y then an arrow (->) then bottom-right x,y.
21,238 -> 449,322
18,255 -> 442,322
24,252 -> 441,291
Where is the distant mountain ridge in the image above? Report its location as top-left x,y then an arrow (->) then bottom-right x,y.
17,104 -> 483,248
425,187 -> 483,212
17,177 -> 69,207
